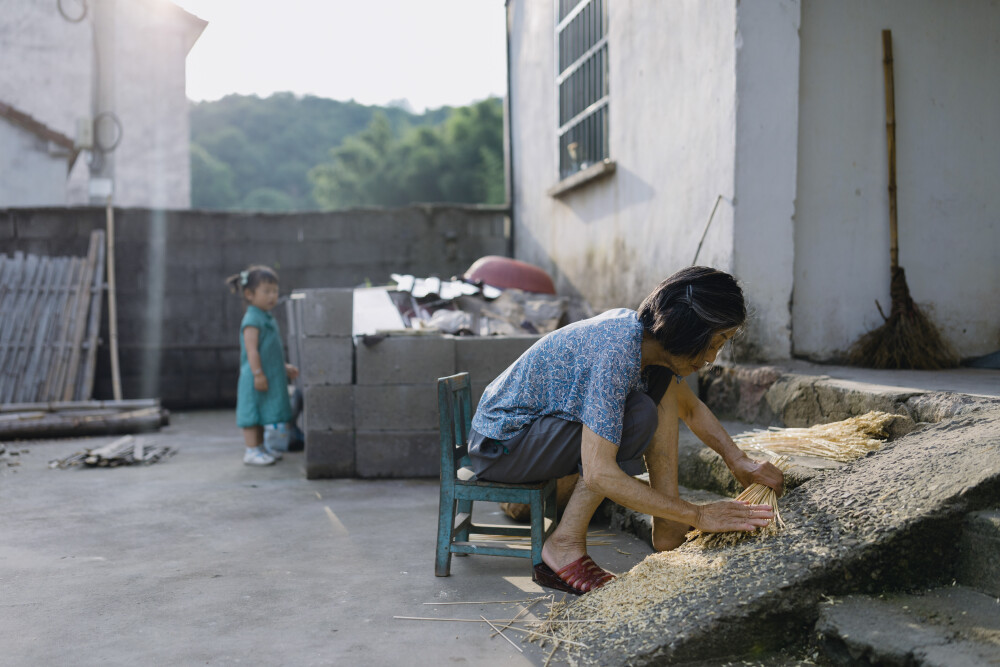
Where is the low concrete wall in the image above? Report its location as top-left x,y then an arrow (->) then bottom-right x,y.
0,205 -> 509,408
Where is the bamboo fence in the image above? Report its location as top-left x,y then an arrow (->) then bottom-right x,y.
0,231 -> 106,404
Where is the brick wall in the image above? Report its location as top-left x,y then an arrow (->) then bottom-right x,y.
0,205 -> 509,408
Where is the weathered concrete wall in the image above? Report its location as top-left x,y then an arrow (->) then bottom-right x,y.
0,205 -> 509,408
0,123 -> 70,206
732,0 -> 800,360
793,0 -> 1000,360
508,0 -> 739,309
508,0 -> 999,364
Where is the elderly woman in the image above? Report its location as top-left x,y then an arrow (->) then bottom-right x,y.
468,266 -> 784,594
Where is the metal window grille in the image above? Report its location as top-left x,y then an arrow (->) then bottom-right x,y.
556,0 -> 608,180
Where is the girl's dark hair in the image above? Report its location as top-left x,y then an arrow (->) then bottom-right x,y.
637,266 -> 746,357
225,265 -> 279,297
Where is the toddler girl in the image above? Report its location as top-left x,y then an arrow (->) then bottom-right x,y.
226,265 -> 299,466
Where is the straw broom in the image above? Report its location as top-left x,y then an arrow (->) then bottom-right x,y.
848,30 -> 957,370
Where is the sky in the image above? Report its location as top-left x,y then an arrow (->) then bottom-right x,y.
171,0 -> 509,111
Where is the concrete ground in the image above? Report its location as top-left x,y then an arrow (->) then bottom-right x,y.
0,410 -> 653,667
2,364 -> 996,666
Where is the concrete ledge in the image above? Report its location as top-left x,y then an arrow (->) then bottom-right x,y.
815,587 -> 1000,666
700,364 -> 999,427
560,406 -> 1000,665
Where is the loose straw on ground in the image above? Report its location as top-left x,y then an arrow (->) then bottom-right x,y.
733,411 -> 898,462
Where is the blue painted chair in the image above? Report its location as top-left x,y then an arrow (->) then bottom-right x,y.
435,372 -> 558,577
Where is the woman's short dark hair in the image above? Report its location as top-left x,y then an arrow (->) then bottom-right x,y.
637,266 -> 746,358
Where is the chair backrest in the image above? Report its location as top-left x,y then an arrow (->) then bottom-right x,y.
438,372 -> 473,477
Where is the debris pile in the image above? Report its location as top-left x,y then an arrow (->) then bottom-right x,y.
376,269 -> 592,337
49,435 -> 175,469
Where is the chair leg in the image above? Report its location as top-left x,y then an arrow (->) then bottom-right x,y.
529,492 -> 545,567
435,488 -> 457,577
456,499 -> 472,544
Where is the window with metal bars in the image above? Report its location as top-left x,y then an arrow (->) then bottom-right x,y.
556,0 -> 608,180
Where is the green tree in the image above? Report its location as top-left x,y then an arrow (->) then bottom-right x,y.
190,143 -> 238,209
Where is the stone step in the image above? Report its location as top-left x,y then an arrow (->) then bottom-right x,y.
815,586 -> 1000,666
957,508 -> 1000,597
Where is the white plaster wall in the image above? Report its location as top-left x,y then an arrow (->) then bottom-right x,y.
0,0 -> 200,209
0,2 -> 93,143
794,0 -> 1000,360
509,0 -> 739,311
732,0 -> 800,360
112,1 -> 199,208
0,124 -> 69,206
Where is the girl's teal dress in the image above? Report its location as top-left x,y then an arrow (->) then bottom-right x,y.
236,305 -> 292,428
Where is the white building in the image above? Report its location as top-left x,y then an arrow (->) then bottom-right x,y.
0,0 -> 205,208
505,0 -> 1000,362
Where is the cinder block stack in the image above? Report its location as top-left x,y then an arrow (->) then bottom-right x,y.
289,288 -> 355,479
286,286 -> 543,480
354,334 -> 458,477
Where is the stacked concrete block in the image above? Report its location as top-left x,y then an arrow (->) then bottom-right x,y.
354,334 -> 457,477
454,335 -> 540,406
290,288 -> 355,479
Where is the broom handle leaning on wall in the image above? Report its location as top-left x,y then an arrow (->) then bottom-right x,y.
106,196 -> 122,401
882,29 -> 899,272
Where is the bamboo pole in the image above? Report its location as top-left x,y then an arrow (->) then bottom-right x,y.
0,398 -> 159,413
106,197 -> 122,401
882,30 -> 898,271
62,231 -> 102,400
78,230 -> 106,400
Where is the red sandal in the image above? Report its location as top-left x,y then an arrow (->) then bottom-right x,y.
532,555 -> 615,595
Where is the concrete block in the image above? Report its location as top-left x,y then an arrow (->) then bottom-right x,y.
293,288 -> 354,337
354,384 -> 439,431
957,509 -> 1000,597
305,429 -> 355,479
302,385 -> 354,432
0,214 -> 13,241
355,334 -> 455,385
454,335 -> 540,385
298,336 -> 353,386
355,430 -> 439,478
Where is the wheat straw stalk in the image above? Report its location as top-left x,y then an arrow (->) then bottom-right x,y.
686,456 -> 788,548
733,411 -> 897,462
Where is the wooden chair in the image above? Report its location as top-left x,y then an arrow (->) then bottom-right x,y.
435,372 -> 557,577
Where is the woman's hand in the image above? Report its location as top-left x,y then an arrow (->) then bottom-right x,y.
694,500 -> 774,533
253,373 -> 269,392
286,364 -> 299,381
729,455 -> 784,496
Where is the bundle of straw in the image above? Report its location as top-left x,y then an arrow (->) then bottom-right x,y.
733,411 -> 898,463
686,456 -> 789,549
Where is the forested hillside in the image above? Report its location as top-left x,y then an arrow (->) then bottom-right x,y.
189,93 -> 504,211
